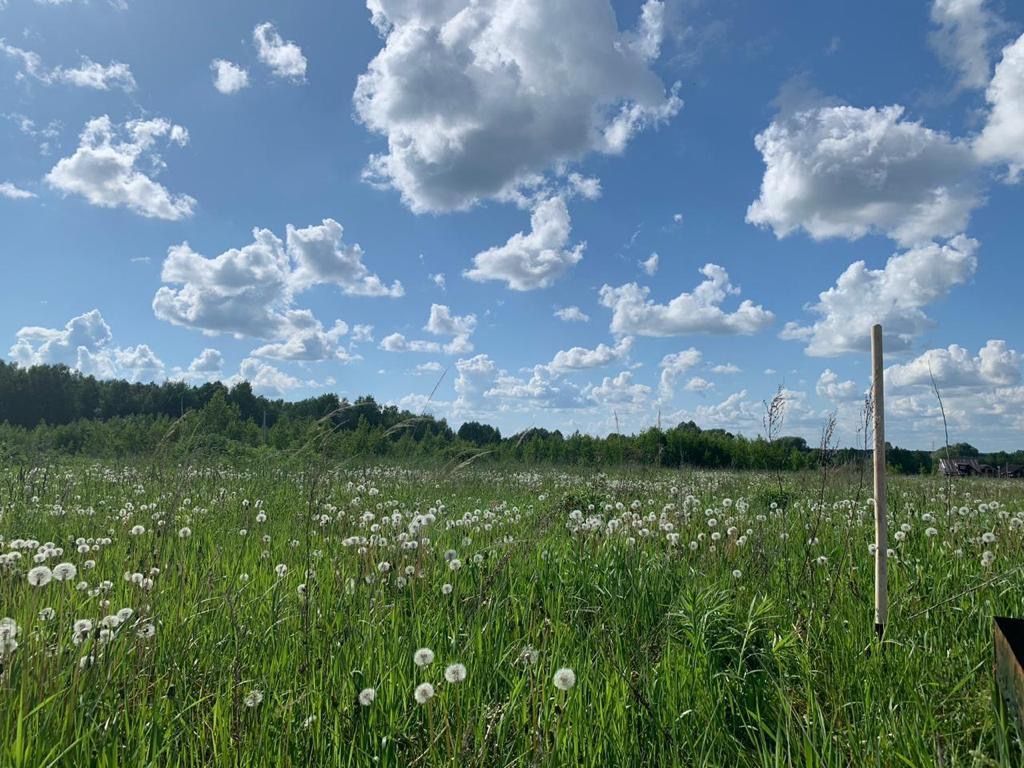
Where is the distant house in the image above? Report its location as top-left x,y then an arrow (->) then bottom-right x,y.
940,458 -> 1023,478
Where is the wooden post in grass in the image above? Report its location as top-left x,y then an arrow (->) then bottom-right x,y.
872,324 -> 888,640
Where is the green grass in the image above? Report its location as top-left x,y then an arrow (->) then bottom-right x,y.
0,460 -> 1021,766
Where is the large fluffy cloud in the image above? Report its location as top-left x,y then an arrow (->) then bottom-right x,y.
599,264 -> 774,337
464,196 -> 584,290
153,220 -> 401,346
287,219 -> 404,297
747,105 -> 981,246
9,309 -> 165,382
780,235 -> 978,357
886,340 -> 1021,389
46,116 -> 194,220
354,0 -> 681,212
975,34 -> 1024,182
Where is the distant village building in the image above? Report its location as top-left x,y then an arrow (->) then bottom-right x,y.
939,458 -> 1024,478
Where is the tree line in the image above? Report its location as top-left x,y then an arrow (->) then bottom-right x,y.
2,361 -> 1020,472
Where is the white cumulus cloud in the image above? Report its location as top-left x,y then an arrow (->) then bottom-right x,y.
658,348 -> 702,400
464,196 -> 584,291
46,115 -> 195,220
9,309 -> 165,382
254,22 -> 307,81
555,306 -> 590,323
599,264 -> 774,337
929,0 -> 1003,90
886,340 -> 1021,389
546,336 -> 633,374
747,104 -> 981,246
211,59 -> 250,94
152,221 -> 401,347
354,0 -> 680,212
781,235 -> 979,357
975,33 -> 1024,182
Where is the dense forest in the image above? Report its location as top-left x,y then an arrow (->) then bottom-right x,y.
1,360 -> 1020,473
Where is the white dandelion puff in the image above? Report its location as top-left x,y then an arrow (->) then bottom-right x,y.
52,562 -> 77,582
444,663 -> 467,683
413,682 -> 435,704
28,565 -> 53,587
358,687 -> 376,706
414,647 -> 435,667
552,667 -> 576,691
244,689 -> 264,707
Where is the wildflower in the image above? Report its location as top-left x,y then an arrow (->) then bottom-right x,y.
178,527 -> 192,539
982,532 -> 996,544
28,565 -> 53,587
136,623 -> 156,639
244,689 -> 264,708
444,663 -> 467,683
925,527 -> 938,537
519,645 -> 539,666
358,687 -> 376,706
732,569 -> 743,579
38,607 -> 56,621
130,525 -> 145,536
275,563 -> 288,578
413,682 -> 435,704
442,583 -> 453,595
378,561 -> 391,573
414,647 -> 435,667
53,562 -> 77,582
982,550 -> 995,567
0,618 -> 18,656
552,667 -> 576,691
72,619 -> 94,644
449,559 -> 462,571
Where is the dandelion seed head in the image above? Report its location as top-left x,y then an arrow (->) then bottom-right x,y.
552,667 -> 576,691
413,682 -> 435,704
444,663 -> 467,683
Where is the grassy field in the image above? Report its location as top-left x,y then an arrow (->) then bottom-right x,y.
0,460 -> 1021,766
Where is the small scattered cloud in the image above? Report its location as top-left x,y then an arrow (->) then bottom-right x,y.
254,22 -> 307,81
211,59 -> 250,94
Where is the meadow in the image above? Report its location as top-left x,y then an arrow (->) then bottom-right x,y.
0,460 -> 1021,767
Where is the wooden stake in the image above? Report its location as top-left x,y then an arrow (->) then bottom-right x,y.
872,324 -> 888,640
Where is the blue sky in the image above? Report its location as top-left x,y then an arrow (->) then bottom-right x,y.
1,0 -> 1023,449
